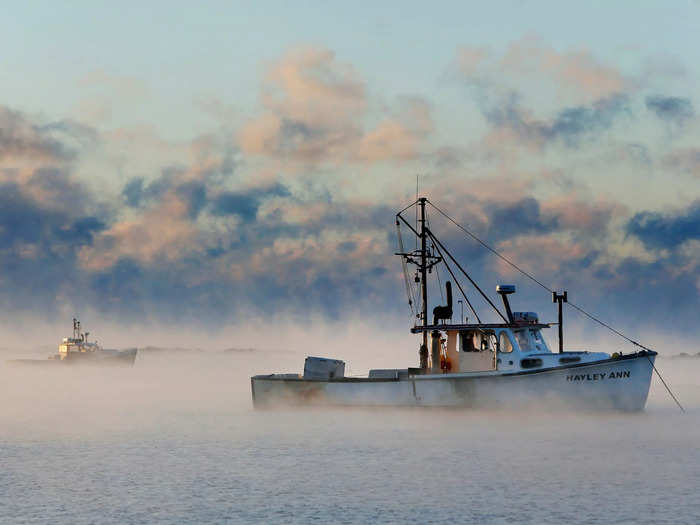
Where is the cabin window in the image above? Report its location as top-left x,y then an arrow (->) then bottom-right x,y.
460,331 -> 479,352
529,329 -> 547,352
486,331 -> 497,351
530,329 -> 543,344
514,330 -> 531,351
498,332 -> 513,353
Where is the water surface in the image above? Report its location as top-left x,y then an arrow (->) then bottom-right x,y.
1,350 -> 698,524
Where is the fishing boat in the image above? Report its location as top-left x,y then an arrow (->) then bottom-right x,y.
251,197 -> 659,411
9,318 -> 137,366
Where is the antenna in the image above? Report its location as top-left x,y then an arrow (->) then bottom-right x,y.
415,174 -> 419,252
552,291 -> 568,353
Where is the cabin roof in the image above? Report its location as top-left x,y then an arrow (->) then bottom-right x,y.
410,323 -> 551,333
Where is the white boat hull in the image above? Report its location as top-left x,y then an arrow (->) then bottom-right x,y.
252,352 -> 656,412
8,348 -> 138,367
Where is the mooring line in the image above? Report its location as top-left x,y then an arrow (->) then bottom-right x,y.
646,356 -> 685,413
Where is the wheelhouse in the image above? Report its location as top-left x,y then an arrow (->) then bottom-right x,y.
57,318 -> 100,358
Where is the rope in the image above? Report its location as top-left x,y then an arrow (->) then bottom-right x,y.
426,211 -> 445,304
428,229 -> 482,323
396,221 -> 416,317
427,199 -> 685,413
646,355 -> 685,412
429,201 -> 553,292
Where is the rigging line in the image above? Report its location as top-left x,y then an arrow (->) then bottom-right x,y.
565,302 -> 649,349
427,229 -> 509,323
428,200 -> 554,293
396,221 -> 416,315
430,234 -> 482,323
425,209 -> 444,304
427,200 -> 686,413
429,200 -> 648,346
397,198 -> 419,217
646,355 -> 685,413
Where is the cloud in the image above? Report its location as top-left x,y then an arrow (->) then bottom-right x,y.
645,95 -> 694,124
239,46 -> 432,164
662,147 -> 700,177
0,183 -> 102,249
626,201 -> 700,250
542,196 -> 623,234
0,106 -> 76,162
487,197 -> 557,239
81,141 -> 237,270
502,36 -> 626,100
0,180 -> 107,315
79,193 -> 200,271
357,97 -> 433,161
483,93 -> 630,149
494,235 -> 589,279
456,36 -> 626,103
211,184 -> 290,222
239,47 -> 365,161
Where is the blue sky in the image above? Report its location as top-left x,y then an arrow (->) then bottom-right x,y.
1,2 -> 699,348
3,2 -> 699,137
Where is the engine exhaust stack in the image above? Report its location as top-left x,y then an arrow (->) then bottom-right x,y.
432,281 -> 453,325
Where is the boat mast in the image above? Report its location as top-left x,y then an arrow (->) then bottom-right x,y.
419,197 -> 428,368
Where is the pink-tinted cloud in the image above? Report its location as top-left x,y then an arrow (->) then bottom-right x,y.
456,36 -> 626,102
78,194 -> 199,271
239,47 -> 432,164
239,47 -> 364,160
541,196 -> 625,234
494,235 -> 588,279
78,133 -> 237,270
0,106 -> 73,163
502,36 -> 625,100
357,97 -> 433,161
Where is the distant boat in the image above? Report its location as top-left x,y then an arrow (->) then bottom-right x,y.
8,318 -> 137,366
251,197 -> 656,411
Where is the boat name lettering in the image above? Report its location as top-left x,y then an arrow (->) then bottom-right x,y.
566,371 -> 630,381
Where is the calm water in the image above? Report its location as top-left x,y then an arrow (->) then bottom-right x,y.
1,349 -> 699,524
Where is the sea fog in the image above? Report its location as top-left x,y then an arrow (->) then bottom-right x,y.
1,329 -> 699,524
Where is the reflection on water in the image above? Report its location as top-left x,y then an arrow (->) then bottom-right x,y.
1,350 -> 699,524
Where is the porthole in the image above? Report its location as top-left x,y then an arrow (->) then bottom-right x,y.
520,358 -> 542,369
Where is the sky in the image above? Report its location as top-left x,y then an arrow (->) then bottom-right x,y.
1,2 -> 699,350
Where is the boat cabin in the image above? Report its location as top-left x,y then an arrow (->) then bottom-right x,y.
411,308 -> 557,374
58,338 -> 99,356
409,309 -> 608,374
57,318 -> 100,358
